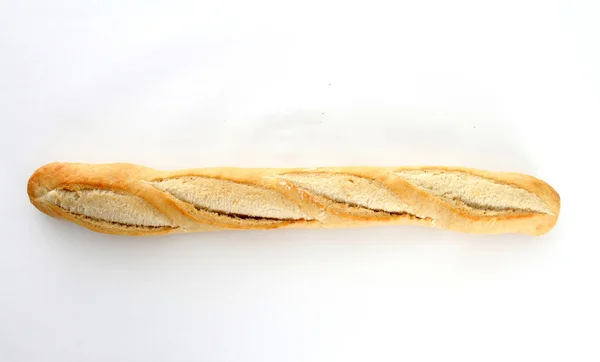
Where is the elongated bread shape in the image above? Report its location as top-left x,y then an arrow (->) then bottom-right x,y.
27,163 -> 560,236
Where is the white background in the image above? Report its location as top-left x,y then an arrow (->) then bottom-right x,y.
1,1 -> 598,361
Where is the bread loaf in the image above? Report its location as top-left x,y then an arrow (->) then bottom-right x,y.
27,162 -> 560,236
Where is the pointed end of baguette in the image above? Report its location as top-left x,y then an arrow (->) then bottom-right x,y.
530,177 -> 561,235
28,162 -> 63,219
27,162 -> 140,218
498,173 -> 560,236
539,178 -> 561,217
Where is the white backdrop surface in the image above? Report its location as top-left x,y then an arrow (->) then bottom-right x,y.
1,1 -> 598,361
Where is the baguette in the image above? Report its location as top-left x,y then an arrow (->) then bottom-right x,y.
27,162 -> 560,236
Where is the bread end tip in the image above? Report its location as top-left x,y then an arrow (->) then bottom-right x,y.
27,162 -> 66,218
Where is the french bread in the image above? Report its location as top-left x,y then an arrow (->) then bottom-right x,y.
27,162 -> 560,236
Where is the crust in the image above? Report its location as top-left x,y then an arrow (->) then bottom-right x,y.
27,163 -> 560,236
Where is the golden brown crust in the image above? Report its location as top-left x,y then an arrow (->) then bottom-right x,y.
27,163 -> 560,236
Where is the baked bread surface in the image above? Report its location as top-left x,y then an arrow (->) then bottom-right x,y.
27,163 -> 560,236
